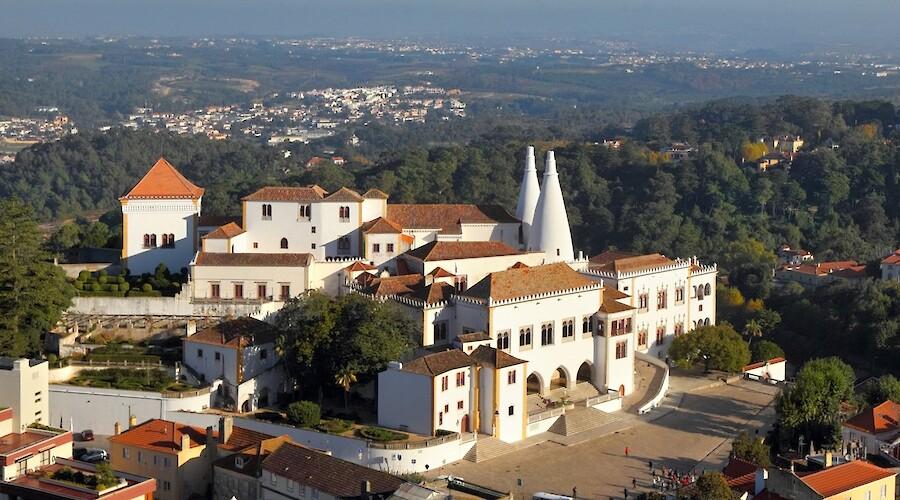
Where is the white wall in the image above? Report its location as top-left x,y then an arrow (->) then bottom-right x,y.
183,341 -> 239,385
377,368 -> 431,435
0,360 -> 50,431
191,264 -> 308,301
433,367 -> 471,435
123,198 -> 200,275
70,296 -> 271,318
743,359 -> 786,383
458,223 -> 521,249
494,364 -> 526,443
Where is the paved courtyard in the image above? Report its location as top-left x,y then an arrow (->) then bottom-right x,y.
425,379 -> 779,500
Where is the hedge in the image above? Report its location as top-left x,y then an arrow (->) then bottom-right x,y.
286,401 -> 320,427
127,290 -> 163,297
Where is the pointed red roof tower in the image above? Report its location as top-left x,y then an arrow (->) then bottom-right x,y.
120,157 -> 204,201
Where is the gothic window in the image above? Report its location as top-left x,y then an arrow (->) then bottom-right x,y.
615,341 -> 628,359
280,238 -> 289,249
704,283 -> 712,296
149,234 -> 157,247
519,327 -> 532,348
638,293 -> 649,310
541,322 -> 554,346
562,319 -> 575,340
497,330 -> 511,351
262,204 -> 272,219
657,289 -> 667,309
143,234 -> 151,248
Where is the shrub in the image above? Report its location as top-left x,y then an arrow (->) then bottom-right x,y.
154,263 -> 168,277
316,419 -> 351,434
73,281 -> 84,290
98,275 -> 108,285
141,283 -> 153,292
91,283 -> 102,292
286,401 -> 320,427
359,426 -> 408,442
78,270 -> 91,281
116,276 -> 126,284
98,269 -> 108,277
120,268 -> 129,277
119,283 -> 130,292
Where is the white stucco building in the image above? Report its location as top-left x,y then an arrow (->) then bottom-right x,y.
881,249 -> 900,281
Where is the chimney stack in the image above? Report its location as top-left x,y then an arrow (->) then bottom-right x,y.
114,422 -> 121,435
180,430 -> 191,452
128,415 -> 137,429
360,480 -> 372,500
824,451 -> 833,468
529,151 -> 574,263
218,416 -> 233,445
515,145 -> 541,248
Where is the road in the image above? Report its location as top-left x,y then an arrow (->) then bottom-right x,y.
426,379 -> 779,500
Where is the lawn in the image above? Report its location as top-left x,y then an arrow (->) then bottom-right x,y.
68,368 -> 192,392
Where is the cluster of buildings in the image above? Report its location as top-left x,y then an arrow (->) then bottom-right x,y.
0,113 -> 76,164
115,83 -> 465,146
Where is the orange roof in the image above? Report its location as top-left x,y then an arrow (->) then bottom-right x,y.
882,250 -> 900,265
404,241 -> 521,261
800,460 -> 896,497
722,457 -> 758,494
345,261 -> 377,272
186,317 -> 279,350
203,222 -> 245,239
462,263 -> 599,302
241,186 -> 326,202
428,267 -> 455,278
600,288 -> 634,314
387,204 -> 518,235
218,426 -> 277,453
195,252 -> 313,267
844,401 -> 900,435
120,157 -> 204,200
324,187 -> 364,202
509,262 -> 530,269
109,419 -> 208,454
360,217 -> 403,234
742,357 -> 786,372
363,188 -> 390,200
589,251 -> 675,274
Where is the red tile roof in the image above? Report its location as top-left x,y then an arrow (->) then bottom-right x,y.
462,263 -> 598,302
387,204 -> 518,235
600,289 -> 634,314
800,460 -> 896,497
194,252 -> 313,267
360,217 -> 403,234
345,261 -> 377,272
363,188 -> 390,200
404,241 -> 521,261
241,186 -> 326,202
324,187 -> 364,202
469,345 -> 526,369
203,222 -> 244,239
261,442 -> 405,497
218,426 -> 278,453
109,419 -> 208,454
722,457 -> 758,494
428,267 -> 455,278
589,251 -> 675,274
742,357 -> 786,372
186,317 -> 280,350
882,250 -> 900,265
120,157 -> 204,200
401,349 -> 473,377
844,400 -> 900,435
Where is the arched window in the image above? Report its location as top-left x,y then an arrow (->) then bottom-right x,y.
280,238 -> 289,249
582,316 -> 591,334
339,206 -> 350,221
519,328 -> 531,347
168,233 -> 175,248
497,331 -> 510,351
704,283 -> 711,295
262,204 -> 272,219
150,234 -> 157,247
143,234 -> 150,248
704,318 -> 711,326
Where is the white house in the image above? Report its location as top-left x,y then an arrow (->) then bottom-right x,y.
842,401 -> 900,465
881,249 -> 900,281
182,318 -> 287,412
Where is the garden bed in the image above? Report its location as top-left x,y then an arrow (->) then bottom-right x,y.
67,368 -> 192,392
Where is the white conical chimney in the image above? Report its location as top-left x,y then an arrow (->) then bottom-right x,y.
515,146 -> 541,247
530,151 -> 574,263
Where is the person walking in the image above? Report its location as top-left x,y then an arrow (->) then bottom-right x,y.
632,478 -> 637,489
648,460 -> 653,471
624,446 -> 629,457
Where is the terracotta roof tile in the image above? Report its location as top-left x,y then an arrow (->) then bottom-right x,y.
241,186 -> 326,202
456,332 -> 491,343
599,291 -> 634,314
218,426 -> 277,452
404,241 -> 521,262
186,317 -> 279,350
360,217 -> 403,234
261,442 -> 405,497
121,157 -> 204,200
324,187 -> 364,202
345,261 -> 377,272
363,274 -> 424,297
469,345 -> 526,369
844,401 -> 900,435
401,349 -> 472,377
882,250 -> 900,265
462,263 -> 598,302
109,419 -> 208,454
589,251 -> 675,274
509,262 -> 530,269
800,460 -> 896,497
203,222 -> 245,239
387,204 -> 519,235
742,357 -> 786,372
409,282 -> 455,305
363,188 -> 390,199
605,288 -> 630,299
195,252 -> 313,267
428,267 -> 455,278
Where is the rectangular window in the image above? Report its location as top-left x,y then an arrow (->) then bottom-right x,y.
441,375 -> 449,391
211,283 -> 220,298
123,448 -> 130,459
508,370 -> 517,385
137,451 -> 143,463
338,237 -> 351,253
438,412 -> 443,425
234,283 -> 244,299
261,349 -> 268,359
456,372 -> 465,387
257,284 -> 267,299
197,348 -> 203,358
615,341 -> 627,359
373,243 -> 381,253
40,450 -> 50,466
299,205 -> 311,220
288,480 -> 295,492
656,327 -> 665,345
163,481 -> 171,491
508,405 -> 515,416
311,243 -> 316,249
16,460 -> 26,477
434,321 -> 448,342
444,403 -> 449,413
311,226 -> 316,233
387,243 -> 395,253
253,242 -> 259,249
280,284 -> 291,301
541,322 -> 554,346
457,400 -> 464,410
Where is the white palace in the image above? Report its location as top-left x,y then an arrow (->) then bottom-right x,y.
120,147 -> 717,443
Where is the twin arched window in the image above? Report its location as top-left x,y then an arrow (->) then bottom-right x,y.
143,233 -> 175,248
262,204 -> 273,219
280,238 -> 289,249
143,234 -> 157,248
161,233 -> 175,248
497,331 -> 510,351
338,206 -> 350,221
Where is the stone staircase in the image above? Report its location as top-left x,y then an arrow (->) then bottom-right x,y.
463,436 -> 516,463
548,407 -> 617,436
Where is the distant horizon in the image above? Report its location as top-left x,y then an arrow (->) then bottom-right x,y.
2,0 -> 900,55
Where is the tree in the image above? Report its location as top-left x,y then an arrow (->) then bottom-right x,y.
335,367 -> 358,410
775,357 -> 854,450
741,142 -> 768,162
692,472 -> 734,500
286,400 -> 321,427
863,375 -> 900,406
750,340 -> 785,363
731,431 -> 771,467
0,199 -> 74,356
669,324 -> 751,373
743,319 -> 763,343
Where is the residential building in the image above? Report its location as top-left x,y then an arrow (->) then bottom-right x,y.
881,249 -> 900,280
0,407 -> 72,481
842,400 -> 900,464
776,260 -> 868,288
0,358 -> 50,432
182,317 -> 288,412
259,441 -> 406,500
212,435 -> 292,500
0,458 -> 156,500
777,244 -> 814,266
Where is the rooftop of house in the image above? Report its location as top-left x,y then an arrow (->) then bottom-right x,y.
363,188 -> 390,200
386,204 -> 519,235
800,460 -> 896,497
455,331 -> 491,343
599,289 -> 635,314
742,357 -> 786,372
400,349 -> 473,377
203,222 -> 245,239
0,431 -> 63,456
241,185 -> 327,202
588,251 -> 676,274
186,317 -> 280,349
843,400 -> 900,435
120,157 -> 205,200
786,260 -> 862,276
469,345 -> 526,369
261,441 -> 406,498
461,262 -> 598,302
881,249 -> 900,265
355,273 -> 455,305
0,459 -> 155,500
722,456 -> 758,495
403,240 -> 522,262
194,252 -> 313,267
345,261 -> 377,272
360,217 -> 404,234
109,419 -> 209,454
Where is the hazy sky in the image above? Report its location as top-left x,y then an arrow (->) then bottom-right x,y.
1,0 -> 898,53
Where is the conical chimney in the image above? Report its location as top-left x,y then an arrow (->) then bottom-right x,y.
515,146 -> 541,248
530,151 -> 574,263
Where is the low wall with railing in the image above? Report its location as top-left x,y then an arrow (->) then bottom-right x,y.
48,361 -> 174,384
636,351 -> 670,415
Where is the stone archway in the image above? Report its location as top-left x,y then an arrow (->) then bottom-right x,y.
526,372 -> 544,395
576,362 -> 593,383
549,366 -> 570,390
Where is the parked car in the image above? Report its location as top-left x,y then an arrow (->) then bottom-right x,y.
72,448 -> 88,460
80,449 -> 109,463
81,429 -> 94,441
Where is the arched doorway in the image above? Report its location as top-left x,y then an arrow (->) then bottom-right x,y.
618,384 -> 626,397
461,414 -> 470,434
576,362 -> 592,384
526,372 -> 544,395
550,367 -> 569,390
